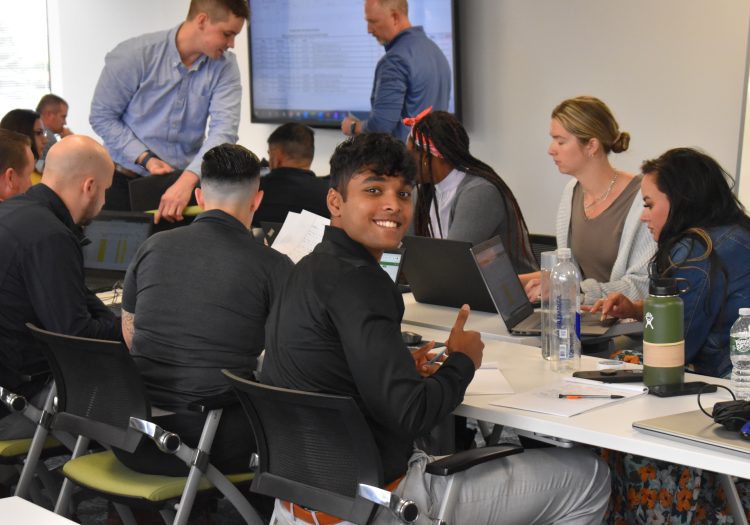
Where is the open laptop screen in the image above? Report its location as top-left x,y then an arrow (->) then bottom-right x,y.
380,250 -> 402,283
82,213 -> 152,272
471,236 -> 534,327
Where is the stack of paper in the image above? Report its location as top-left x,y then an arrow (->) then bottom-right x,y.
490,377 -> 647,417
271,210 -> 330,263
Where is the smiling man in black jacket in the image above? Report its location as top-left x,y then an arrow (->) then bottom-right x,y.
261,133 -> 610,525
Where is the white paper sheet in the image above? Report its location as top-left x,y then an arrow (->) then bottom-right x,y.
466,362 -> 515,395
489,377 -> 647,417
271,210 -> 330,263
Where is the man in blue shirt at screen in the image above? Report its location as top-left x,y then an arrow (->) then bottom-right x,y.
90,0 -> 247,223
341,0 -> 451,142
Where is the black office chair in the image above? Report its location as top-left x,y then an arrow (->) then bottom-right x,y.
0,382 -> 75,506
27,324 -> 263,525
224,371 -> 524,525
529,233 -> 557,268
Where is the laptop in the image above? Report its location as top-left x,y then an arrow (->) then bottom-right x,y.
470,236 -> 616,335
401,236 -> 498,312
634,409 -> 750,456
82,211 -> 153,292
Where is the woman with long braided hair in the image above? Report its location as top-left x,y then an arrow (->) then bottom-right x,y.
406,110 -> 537,273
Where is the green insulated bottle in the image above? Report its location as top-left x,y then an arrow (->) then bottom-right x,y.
643,278 -> 684,387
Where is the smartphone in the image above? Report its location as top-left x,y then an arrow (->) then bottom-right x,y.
572,369 -> 644,383
649,381 -> 718,397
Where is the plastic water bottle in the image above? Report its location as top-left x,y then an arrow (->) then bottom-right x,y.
730,308 -> 750,400
549,248 -> 581,371
540,251 -> 557,360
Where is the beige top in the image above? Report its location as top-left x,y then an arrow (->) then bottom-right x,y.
570,175 -> 642,282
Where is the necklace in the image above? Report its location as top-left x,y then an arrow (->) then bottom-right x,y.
583,171 -> 618,210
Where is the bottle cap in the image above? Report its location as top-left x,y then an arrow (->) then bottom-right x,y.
649,277 -> 678,296
556,247 -> 571,259
740,308 -> 750,316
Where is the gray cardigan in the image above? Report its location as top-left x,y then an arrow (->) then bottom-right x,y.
556,178 -> 656,303
438,172 -> 537,273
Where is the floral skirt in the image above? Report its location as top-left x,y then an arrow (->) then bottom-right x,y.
600,448 -> 749,524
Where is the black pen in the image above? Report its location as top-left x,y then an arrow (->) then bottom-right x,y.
558,394 -> 624,399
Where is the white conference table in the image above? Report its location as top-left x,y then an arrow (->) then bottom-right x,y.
0,496 -> 75,524
402,293 -> 540,346
404,323 -> 748,481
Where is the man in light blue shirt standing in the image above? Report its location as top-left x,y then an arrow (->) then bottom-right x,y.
340,0 -> 451,142
90,0 -> 248,223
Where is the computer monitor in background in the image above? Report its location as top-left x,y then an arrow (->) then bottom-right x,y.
248,0 -> 460,128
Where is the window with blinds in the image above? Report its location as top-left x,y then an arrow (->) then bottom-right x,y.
0,1 -> 51,118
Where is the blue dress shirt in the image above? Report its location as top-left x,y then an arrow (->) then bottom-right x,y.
89,25 -> 241,178
363,26 -> 451,142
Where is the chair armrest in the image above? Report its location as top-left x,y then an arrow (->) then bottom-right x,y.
425,444 -> 524,476
8,362 -> 51,383
186,391 -> 239,414
129,417 -> 181,453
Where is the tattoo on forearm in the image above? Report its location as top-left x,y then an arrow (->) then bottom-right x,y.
122,310 -> 134,337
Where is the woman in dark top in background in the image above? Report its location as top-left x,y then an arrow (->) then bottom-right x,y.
1,109 -> 48,183
406,110 -> 537,273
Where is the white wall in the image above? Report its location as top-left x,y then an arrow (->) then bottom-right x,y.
49,0 -> 750,234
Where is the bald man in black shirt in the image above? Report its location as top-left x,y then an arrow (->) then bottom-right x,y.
0,136 -> 121,439
261,133 -> 610,525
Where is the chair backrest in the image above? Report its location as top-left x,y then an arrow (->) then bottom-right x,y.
26,324 -> 150,453
224,371 -> 383,524
529,233 -> 557,268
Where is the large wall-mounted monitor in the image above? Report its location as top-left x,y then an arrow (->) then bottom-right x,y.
248,0 -> 460,129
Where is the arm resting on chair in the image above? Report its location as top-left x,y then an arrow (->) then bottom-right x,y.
425,444 -> 524,476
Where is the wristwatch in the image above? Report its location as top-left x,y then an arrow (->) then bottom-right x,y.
138,150 -> 159,168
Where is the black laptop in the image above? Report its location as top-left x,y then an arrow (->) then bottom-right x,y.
401,236 -> 497,312
470,236 -> 615,335
82,211 -> 153,292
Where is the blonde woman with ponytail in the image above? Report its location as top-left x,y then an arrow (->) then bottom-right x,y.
523,96 -> 655,304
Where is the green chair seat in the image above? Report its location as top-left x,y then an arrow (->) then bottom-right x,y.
62,450 -> 252,502
0,436 -> 60,458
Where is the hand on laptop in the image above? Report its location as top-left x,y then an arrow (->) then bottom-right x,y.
446,305 -> 484,369
586,292 -> 644,322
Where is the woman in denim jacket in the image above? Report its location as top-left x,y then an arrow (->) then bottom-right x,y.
590,148 -> 750,524
592,147 -> 750,377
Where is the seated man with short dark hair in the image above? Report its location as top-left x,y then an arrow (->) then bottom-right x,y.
261,133 -> 610,524
252,122 -> 330,226
118,143 -> 293,475
0,129 -> 34,202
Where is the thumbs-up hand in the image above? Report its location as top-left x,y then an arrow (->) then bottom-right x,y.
445,304 -> 484,369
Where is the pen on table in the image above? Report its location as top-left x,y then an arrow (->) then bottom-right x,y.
427,348 -> 447,365
558,394 -> 624,399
